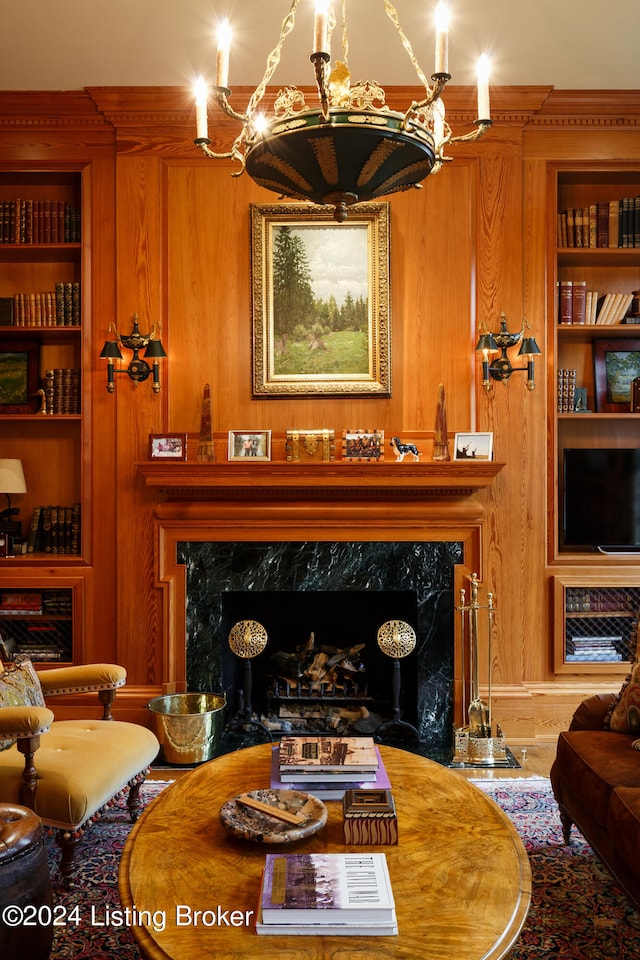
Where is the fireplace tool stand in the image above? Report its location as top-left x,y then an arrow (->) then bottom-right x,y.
375,620 -> 420,742
225,620 -> 272,741
453,573 -> 506,766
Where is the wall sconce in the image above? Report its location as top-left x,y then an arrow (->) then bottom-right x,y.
99,314 -> 167,393
475,312 -> 541,392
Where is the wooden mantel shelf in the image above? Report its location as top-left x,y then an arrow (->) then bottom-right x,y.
137,460 -> 504,500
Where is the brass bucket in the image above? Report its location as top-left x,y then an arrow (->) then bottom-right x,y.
148,693 -> 226,764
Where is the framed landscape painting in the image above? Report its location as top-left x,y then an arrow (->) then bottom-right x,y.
251,202 -> 390,397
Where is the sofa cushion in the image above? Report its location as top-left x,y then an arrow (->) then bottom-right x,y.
607,661 -> 640,734
554,730 -> 640,831
609,786 -> 640,882
0,660 -> 45,751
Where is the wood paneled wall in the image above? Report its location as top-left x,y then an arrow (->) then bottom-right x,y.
3,85 -> 639,740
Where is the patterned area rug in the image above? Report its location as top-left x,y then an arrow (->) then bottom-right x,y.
43,778 -> 640,958
475,778 -> 640,959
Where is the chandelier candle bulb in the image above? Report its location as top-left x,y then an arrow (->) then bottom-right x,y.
434,2 -> 450,74
314,0 -> 330,54
215,20 -> 232,89
477,53 -> 491,119
194,77 -> 208,139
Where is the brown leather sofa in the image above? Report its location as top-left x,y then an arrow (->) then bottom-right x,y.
550,692 -> 640,908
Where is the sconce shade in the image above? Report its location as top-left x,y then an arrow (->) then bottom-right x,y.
518,337 -> 542,359
0,459 -> 27,494
474,333 -> 498,354
144,339 -> 167,359
99,340 -> 123,360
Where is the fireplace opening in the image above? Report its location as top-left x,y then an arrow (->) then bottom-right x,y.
179,539 -> 462,755
221,590 -> 419,735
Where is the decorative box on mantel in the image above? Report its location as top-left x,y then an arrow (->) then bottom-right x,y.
343,789 -> 398,845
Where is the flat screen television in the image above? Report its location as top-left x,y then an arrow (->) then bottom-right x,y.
563,448 -> 640,552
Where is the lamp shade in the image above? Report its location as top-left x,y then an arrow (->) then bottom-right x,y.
99,340 -> 123,360
474,333 -> 499,354
144,339 -> 167,359
0,459 -> 26,494
518,337 -> 542,359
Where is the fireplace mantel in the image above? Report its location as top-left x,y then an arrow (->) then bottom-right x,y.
138,460 -> 504,501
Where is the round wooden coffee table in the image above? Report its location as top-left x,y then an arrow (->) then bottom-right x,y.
119,743 -> 531,960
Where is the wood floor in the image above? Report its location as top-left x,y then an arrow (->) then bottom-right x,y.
148,743 -> 557,782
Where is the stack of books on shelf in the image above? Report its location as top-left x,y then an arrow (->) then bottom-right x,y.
566,636 -> 623,662
271,735 -> 390,800
256,852 -> 398,936
27,503 -> 81,555
43,368 -> 81,414
0,199 -> 81,243
558,280 -> 635,325
558,196 -> 640,248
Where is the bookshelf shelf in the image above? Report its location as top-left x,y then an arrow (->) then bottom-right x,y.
553,577 -> 640,674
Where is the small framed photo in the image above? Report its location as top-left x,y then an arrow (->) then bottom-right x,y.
228,430 -> 272,461
149,433 -> 187,460
594,339 -> 640,412
0,340 -> 40,413
453,432 -> 493,461
342,429 -> 385,462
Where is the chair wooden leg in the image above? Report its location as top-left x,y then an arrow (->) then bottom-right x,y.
127,776 -> 145,822
55,829 -> 83,889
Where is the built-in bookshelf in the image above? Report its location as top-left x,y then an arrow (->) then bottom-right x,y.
0,170 -> 90,666
0,171 -> 85,562
550,166 -> 640,678
549,166 -> 640,562
553,577 -> 640,674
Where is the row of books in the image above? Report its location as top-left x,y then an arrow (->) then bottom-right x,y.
566,588 -> 636,613
0,199 -> 81,244
27,503 -> 81,555
257,852 -> 397,936
558,280 -> 636,325
0,591 -> 43,614
0,282 -> 81,327
43,368 -> 81,415
557,196 -> 640,248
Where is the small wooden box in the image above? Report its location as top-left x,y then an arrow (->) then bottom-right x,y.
343,789 -> 398,845
285,429 -> 335,462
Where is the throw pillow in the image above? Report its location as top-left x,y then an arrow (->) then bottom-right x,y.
607,660 -> 640,734
0,658 -> 46,751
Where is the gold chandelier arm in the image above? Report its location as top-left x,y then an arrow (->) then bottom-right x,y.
444,119 -> 493,146
213,89 -> 249,125
384,0 -> 433,92
245,0 -> 301,118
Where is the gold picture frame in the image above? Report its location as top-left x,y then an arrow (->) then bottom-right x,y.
251,202 -> 390,398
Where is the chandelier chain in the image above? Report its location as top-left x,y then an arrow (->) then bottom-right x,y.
384,0 -> 432,92
246,0 -> 301,118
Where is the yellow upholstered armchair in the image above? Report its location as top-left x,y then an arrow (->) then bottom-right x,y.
0,659 -> 159,885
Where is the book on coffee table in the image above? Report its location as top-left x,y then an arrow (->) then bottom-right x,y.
270,744 -> 390,800
256,852 -> 398,936
278,735 -> 379,779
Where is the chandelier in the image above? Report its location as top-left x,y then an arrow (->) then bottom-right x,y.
193,1 -> 492,222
